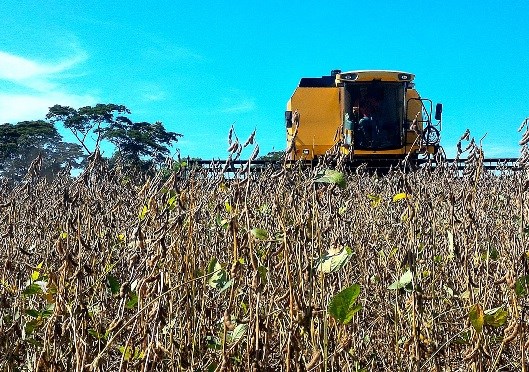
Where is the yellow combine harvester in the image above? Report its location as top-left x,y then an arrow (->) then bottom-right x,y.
285,70 -> 442,162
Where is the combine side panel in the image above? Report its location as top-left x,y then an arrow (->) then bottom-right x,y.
405,88 -> 423,150
406,89 -> 423,128
288,87 -> 342,160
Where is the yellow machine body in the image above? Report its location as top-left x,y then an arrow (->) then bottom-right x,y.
286,70 -> 442,161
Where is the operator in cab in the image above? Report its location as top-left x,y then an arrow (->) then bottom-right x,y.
355,88 -> 383,148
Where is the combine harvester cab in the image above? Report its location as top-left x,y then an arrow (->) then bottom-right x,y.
285,70 -> 442,166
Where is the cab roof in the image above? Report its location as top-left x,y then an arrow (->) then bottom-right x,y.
298,70 -> 415,87
337,70 -> 415,83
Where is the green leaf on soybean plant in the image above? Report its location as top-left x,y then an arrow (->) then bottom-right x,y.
125,292 -> 138,309
23,283 -> 44,296
257,266 -> 268,284
167,195 -> 178,210
515,275 -> 529,297
206,335 -> 222,350
469,303 -> 484,333
24,319 -> 40,336
315,246 -> 353,273
40,303 -> 54,319
230,323 -> 248,342
314,169 -> 346,189
328,284 -> 362,324
88,328 -> 105,340
25,309 -> 40,318
484,306 -> 508,327
489,247 -> 499,260
250,228 -> 268,240
218,279 -> 233,293
215,214 -> 229,230
106,274 -> 120,296
388,270 -> 413,290
207,258 -> 231,291
117,345 -> 133,361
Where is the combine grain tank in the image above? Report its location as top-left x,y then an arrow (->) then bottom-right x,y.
285,70 -> 442,161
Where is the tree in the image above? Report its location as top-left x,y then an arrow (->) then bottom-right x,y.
258,150 -> 285,162
46,104 -> 182,172
47,104 -> 131,155
100,117 -> 182,171
0,121 -> 85,181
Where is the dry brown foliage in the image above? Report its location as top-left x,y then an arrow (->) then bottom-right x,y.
2,149 -> 529,371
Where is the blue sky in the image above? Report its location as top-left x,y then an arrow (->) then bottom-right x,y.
1,0 -> 528,159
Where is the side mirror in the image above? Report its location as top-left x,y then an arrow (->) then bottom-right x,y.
435,103 -> 443,121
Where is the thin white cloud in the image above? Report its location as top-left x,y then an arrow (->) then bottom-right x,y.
219,89 -> 256,114
138,83 -> 167,102
143,91 -> 166,102
221,99 -> 256,114
0,92 -> 96,124
0,50 -> 94,123
0,51 -> 86,80
0,51 -> 88,91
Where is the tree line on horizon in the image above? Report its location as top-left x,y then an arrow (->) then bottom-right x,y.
0,104 -> 182,182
